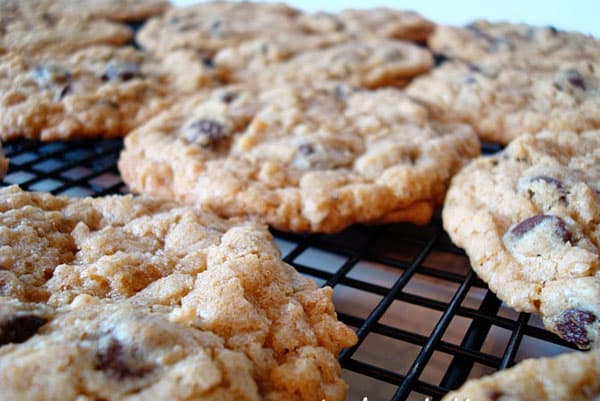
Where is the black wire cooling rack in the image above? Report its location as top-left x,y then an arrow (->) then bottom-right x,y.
1,138 -> 581,401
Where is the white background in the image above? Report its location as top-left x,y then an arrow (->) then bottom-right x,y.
172,0 -> 598,37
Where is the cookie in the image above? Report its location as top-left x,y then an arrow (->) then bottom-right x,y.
429,20 -> 599,62
0,46 -> 174,141
136,1 -> 302,55
442,348 -> 600,401
45,0 -> 170,22
0,185 -> 357,400
119,83 -> 479,233
1,14 -> 132,56
443,130 -> 600,348
336,8 -> 434,43
0,142 -> 8,179
214,31 -> 347,83
256,39 -> 433,89
406,57 -> 600,144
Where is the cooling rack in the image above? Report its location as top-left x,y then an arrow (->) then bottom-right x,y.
1,138 -> 580,401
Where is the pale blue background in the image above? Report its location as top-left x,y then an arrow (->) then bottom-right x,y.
172,0 -> 598,37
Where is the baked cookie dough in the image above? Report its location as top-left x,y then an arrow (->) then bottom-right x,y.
256,39 -> 433,89
442,348 -> 600,401
443,130 -> 600,348
46,0 -> 170,22
0,185 -> 357,401
0,46 -> 174,141
136,1 -> 303,55
406,56 -> 600,144
429,20 -> 599,62
119,83 -> 479,233
336,8 -> 434,43
1,13 -> 132,56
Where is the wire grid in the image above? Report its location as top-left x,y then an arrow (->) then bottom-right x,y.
1,138 -> 580,401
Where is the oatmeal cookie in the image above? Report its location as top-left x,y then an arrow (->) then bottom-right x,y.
0,46 -> 175,141
119,83 -> 479,233
337,8 -> 434,43
443,131 -> 600,348
442,348 -> 600,401
136,1 -> 302,55
0,185 -> 357,400
1,13 -> 132,56
255,39 -> 433,89
406,57 -> 600,144
429,20 -> 600,62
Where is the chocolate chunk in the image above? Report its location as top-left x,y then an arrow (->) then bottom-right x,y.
183,119 -> 226,147
530,175 -> 563,188
95,337 -> 153,380
31,65 -> 71,86
101,63 -> 143,82
564,69 -> 586,90
0,315 -> 47,346
57,84 -> 72,100
298,143 -> 315,155
555,309 -> 596,348
510,214 -> 571,243
547,25 -> 559,35
221,91 -> 238,103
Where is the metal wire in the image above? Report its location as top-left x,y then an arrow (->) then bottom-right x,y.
2,138 -> 580,401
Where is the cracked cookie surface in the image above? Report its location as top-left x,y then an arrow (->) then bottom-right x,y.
119,83 -> 479,233
443,131 -> 600,348
442,347 -> 600,401
0,185 -> 357,401
0,46 -> 176,141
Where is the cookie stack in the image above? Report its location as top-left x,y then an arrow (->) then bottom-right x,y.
0,1 -> 599,400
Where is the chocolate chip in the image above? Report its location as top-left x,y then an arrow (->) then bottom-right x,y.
221,91 -> 238,103
101,63 -> 143,82
31,65 -> 71,86
57,84 -> 72,100
0,315 -> 47,346
564,69 -> 586,90
547,25 -> 559,35
182,119 -> 226,147
298,143 -> 315,155
510,214 -> 571,243
202,57 -> 214,68
530,175 -> 563,188
209,20 -> 222,37
95,337 -> 153,380
555,309 -> 596,348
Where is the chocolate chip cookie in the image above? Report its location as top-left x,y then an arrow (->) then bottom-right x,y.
255,39 -> 433,89
429,20 -> 599,62
442,347 -> 600,401
406,56 -> 600,144
337,8 -> 434,43
119,83 -> 479,233
45,0 -> 170,22
1,13 -> 132,56
443,130 -> 600,348
0,46 -> 174,141
136,1 -> 303,55
0,185 -> 357,400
